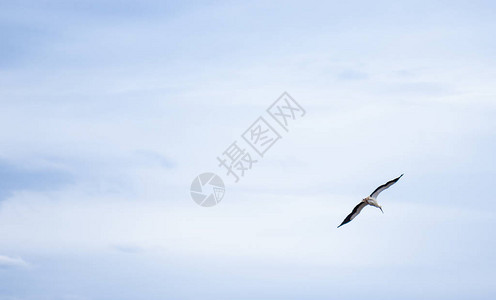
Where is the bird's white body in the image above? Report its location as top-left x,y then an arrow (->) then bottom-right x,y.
363,197 -> 382,211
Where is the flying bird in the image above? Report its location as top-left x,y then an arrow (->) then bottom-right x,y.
338,174 -> 403,228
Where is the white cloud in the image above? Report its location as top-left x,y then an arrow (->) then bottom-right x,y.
0,255 -> 28,268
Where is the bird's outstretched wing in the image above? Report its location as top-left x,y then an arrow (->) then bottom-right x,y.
369,174 -> 403,199
338,201 -> 367,228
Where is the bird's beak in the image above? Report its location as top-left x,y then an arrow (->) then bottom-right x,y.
379,207 -> 384,214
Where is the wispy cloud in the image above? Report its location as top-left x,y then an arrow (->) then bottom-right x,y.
0,255 -> 28,268
111,244 -> 145,254
0,158 -> 73,201
337,69 -> 369,81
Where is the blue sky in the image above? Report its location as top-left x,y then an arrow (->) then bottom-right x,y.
0,1 -> 496,299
